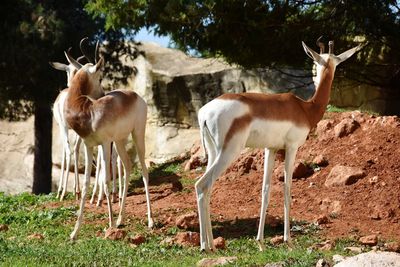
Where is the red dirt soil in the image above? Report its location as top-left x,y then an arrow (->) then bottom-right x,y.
78,111 -> 400,242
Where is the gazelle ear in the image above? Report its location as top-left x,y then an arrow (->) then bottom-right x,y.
88,57 -> 104,74
49,62 -> 68,71
302,41 -> 327,66
334,44 -> 363,65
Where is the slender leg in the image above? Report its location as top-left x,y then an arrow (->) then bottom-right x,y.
57,145 -> 66,199
114,140 -> 131,227
70,144 -> 93,240
131,131 -> 153,228
60,143 -> 72,201
90,150 -> 101,205
111,143 -> 118,203
195,144 -> 242,252
100,142 -> 114,228
256,148 -> 277,251
96,150 -> 104,207
73,135 -> 81,199
117,156 -> 123,206
283,146 -> 297,242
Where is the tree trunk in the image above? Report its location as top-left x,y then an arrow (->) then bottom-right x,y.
32,101 -> 53,194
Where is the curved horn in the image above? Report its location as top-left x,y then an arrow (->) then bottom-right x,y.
328,40 -> 334,55
316,36 -> 325,54
64,48 -> 82,70
77,55 -> 86,63
79,37 -> 94,63
94,40 -> 100,63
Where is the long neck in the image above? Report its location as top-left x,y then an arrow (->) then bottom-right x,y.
306,64 -> 335,127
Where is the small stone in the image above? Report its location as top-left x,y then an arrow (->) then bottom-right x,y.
334,118 -> 360,138
270,235 -> 284,246
127,234 -> 146,245
359,235 -> 378,246
316,215 -> 330,225
315,258 -> 331,267
344,246 -> 363,253
0,224 -> 9,232
213,237 -> 226,249
325,165 -> 366,187
385,242 -> 400,252
176,212 -> 199,230
95,230 -> 103,237
27,233 -> 44,240
313,155 -> 329,167
104,227 -> 127,241
369,176 -> 379,184
197,256 -> 237,267
175,231 -> 200,247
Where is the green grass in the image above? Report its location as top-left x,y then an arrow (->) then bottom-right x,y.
0,163 -> 365,267
326,104 -> 349,113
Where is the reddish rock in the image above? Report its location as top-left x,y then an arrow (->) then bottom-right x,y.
315,119 -> 334,136
95,230 -> 103,237
316,215 -> 330,225
313,155 -> 329,167
359,235 -> 378,246
275,162 -> 313,181
270,235 -> 284,245
385,242 -> 400,252
0,224 -> 9,232
104,227 -> 127,241
176,212 -> 199,230
128,234 -> 146,245
175,231 -> 200,247
213,236 -> 226,249
325,165 -> 366,187
292,162 -> 313,178
27,233 -> 44,240
238,156 -> 254,174
334,118 -> 360,138
185,142 -> 206,171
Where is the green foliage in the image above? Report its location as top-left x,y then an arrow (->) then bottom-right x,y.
86,0 -> 400,90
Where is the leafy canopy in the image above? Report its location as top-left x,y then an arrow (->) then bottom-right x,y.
86,0 -> 400,88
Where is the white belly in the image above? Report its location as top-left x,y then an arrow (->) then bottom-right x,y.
245,119 -> 310,149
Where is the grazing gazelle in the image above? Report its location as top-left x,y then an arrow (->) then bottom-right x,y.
64,51 -> 153,240
195,39 -> 362,252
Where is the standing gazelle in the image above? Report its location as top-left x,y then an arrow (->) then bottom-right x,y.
195,39 -> 362,252
64,51 -> 153,240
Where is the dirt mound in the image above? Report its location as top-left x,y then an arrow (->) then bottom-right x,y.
87,111 -> 400,242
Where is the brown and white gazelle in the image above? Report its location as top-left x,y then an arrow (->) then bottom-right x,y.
64,52 -> 153,240
195,39 -> 362,252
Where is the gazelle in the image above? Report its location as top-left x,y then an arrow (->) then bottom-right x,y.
195,39 -> 362,252
50,51 -> 85,201
64,51 -> 153,240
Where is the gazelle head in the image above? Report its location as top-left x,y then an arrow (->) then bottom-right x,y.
302,37 -> 363,87
64,48 -> 104,98
49,48 -> 85,87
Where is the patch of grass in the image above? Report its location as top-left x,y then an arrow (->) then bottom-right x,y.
326,104 -> 349,113
0,188 -> 373,266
